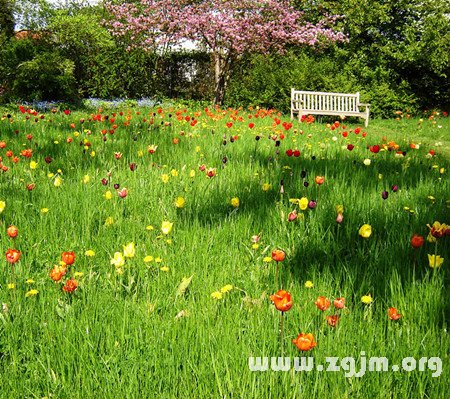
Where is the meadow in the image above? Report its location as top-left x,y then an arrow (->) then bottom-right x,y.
0,103 -> 449,398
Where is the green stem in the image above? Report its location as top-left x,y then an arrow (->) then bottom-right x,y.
280,311 -> 285,357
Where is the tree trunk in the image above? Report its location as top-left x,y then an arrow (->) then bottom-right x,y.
213,51 -> 231,106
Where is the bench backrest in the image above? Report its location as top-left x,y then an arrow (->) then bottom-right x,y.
291,90 -> 360,113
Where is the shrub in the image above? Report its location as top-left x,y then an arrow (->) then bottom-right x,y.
12,52 -> 77,101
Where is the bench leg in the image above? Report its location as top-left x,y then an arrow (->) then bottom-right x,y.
298,109 -> 303,122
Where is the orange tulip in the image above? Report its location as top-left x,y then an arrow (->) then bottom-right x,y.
333,297 -> 345,309
50,265 -> 67,282
62,279 -> 78,293
315,296 -> 331,311
271,249 -> 285,262
315,176 -> 325,185
327,315 -> 340,327
270,290 -> 293,312
61,251 -> 75,266
388,307 -> 402,321
410,234 -> 424,248
292,333 -> 317,351
6,249 -> 21,264
7,225 -> 18,238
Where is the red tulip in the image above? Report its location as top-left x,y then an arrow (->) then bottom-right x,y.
410,234 -> 424,249
388,307 -> 402,320
63,279 -> 78,293
271,249 -> 285,262
315,296 -> 331,311
6,249 -> 21,264
61,251 -> 75,265
117,188 -> 128,198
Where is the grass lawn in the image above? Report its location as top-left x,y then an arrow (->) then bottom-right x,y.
0,104 -> 449,398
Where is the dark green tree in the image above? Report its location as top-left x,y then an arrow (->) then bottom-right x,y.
0,0 -> 15,37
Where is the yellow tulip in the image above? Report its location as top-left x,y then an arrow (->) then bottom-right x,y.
428,254 -> 444,268
359,224 -> 372,238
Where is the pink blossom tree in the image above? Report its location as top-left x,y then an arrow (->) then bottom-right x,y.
105,0 -> 346,105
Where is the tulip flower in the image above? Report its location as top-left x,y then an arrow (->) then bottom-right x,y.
292,333 -> 317,351
147,145 -> 157,154
174,197 -> 186,208
161,221 -> 174,235
410,234 -> 424,248
271,249 -> 285,262
299,197 -> 308,211
315,176 -> 325,185
6,249 -> 21,264
308,200 -> 317,209
117,188 -> 128,198
359,224 -> 372,238
7,225 -> 18,238
333,297 -> 345,309
62,279 -> 78,293
327,315 -> 340,327
388,307 -> 402,320
428,254 -> 444,268
315,296 -> 331,311
61,251 -> 75,266
288,210 -> 297,222
50,265 -> 67,282
428,221 -> 448,239
123,242 -> 136,258
270,290 -> 293,312
206,168 -> 216,178
110,252 -> 125,268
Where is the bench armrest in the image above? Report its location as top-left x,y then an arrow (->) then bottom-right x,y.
358,103 -> 370,108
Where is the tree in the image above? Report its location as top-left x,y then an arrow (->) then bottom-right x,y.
293,0 -> 450,111
105,0 -> 346,105
0,0 -> 15,37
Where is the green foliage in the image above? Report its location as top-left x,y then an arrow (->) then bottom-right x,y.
226,50 -> 417,118
1,0 -> 449,113
12,52 -> 77,101
0,0 -> 14,37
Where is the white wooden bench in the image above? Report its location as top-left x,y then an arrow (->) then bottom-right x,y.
291,89 -> 370,127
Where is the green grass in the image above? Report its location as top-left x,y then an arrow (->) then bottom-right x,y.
0,106 -> 449,398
